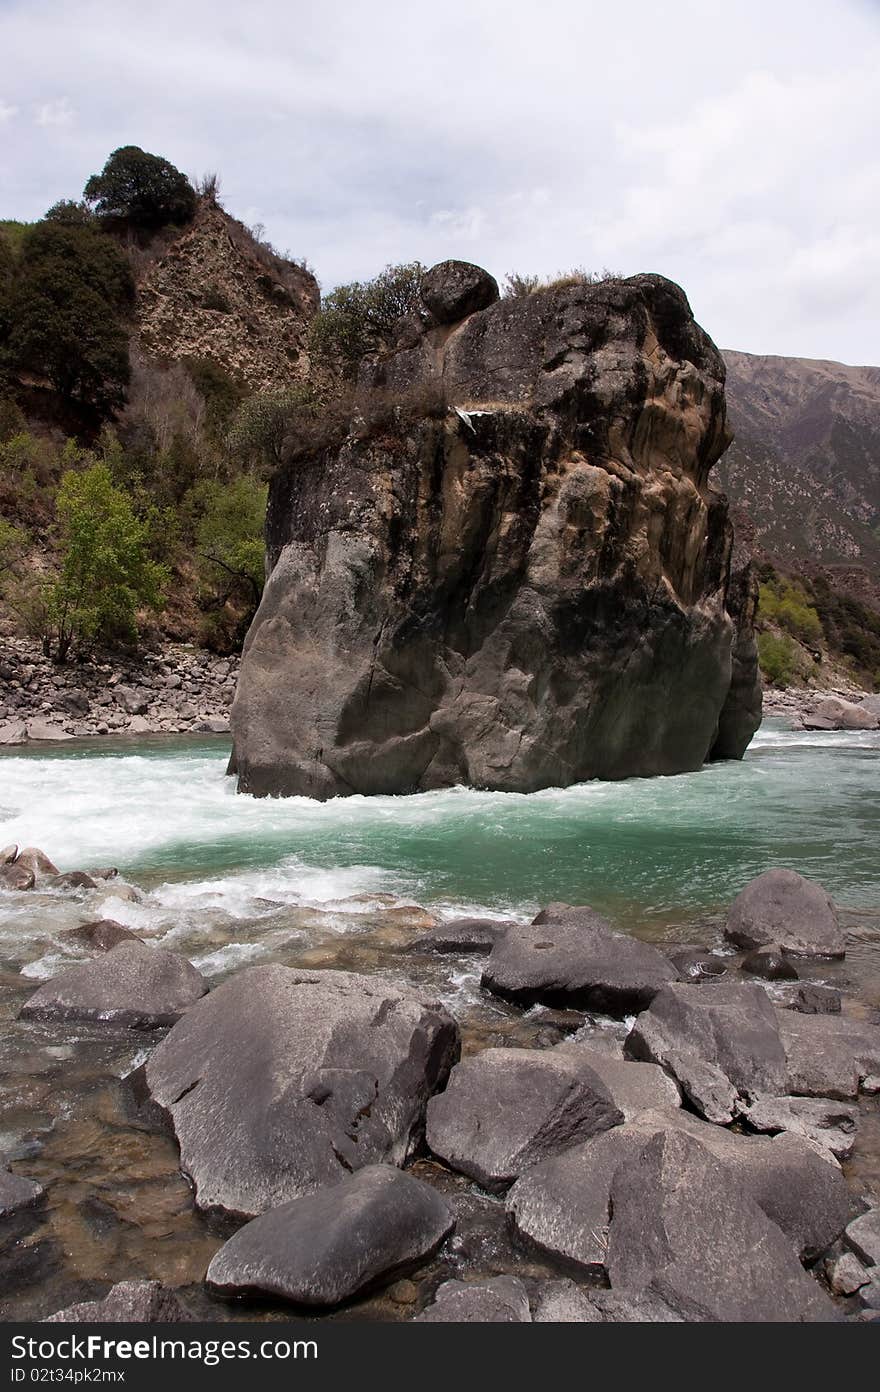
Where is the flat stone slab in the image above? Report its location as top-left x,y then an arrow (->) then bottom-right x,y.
45,1282 -> 193,1322
425,1046 -> 622,1191
416,1276 -> 531,1322
607,1129 -> 836,1322
481,904 -> 678,1014
207,1165 -> 454,1307
725,869 -> 844,958
19,941 -> 207,1029
0,1167 -> 45,1218
776,1010 -> 880,1099
625,981 -> 788,1123
740,1094 -> 859,1163
144,965 -> 459,1218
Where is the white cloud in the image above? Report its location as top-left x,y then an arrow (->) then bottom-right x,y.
0,0 -> 878,362
0,99 -> 18,122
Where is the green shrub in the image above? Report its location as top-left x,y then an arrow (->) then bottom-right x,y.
757,578 -> 822,645
757,632 -> 799,687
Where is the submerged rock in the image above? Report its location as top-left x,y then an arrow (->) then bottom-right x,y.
425,1046 -> 623,1190
481,905 -> 678,1014
408,917 -> 515,954
230,267 -> 760,799
0,863 -> 35,891
741,946 -> 798,981
415,1276 -> 531,1323
725,869 -> 844,958
19,941 -> 207,1029
606,1129 -> 836,1322
0,1166 -> 44,1218
61,920 -> 142,952
45,1281 -> 193,1322
206,1165 -> 454,1306
143,965 -> 459,1218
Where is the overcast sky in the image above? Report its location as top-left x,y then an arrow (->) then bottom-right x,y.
1,0 -> 878,363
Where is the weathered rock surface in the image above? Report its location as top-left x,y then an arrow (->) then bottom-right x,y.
143,965 -> 459,1217
776,1009 -> 880,1099
803,696 -> 878,731
230,267 -> 760,799
45,1281 -> 193,1323
783,983 -> 841,1015
0,1166 -> 44,1217
507,1108 -> 847,1270
549,1043 -> 682,1118
725,869 -> 845,958
482,905 -> 678,1014
408,917 -> 515,954
415,1275 -> 531,1322
19,941 -> 207,1028
741,946 -> 798,981
739,1094 -> 858,1163
666,946 -> 728,981
0,863 -> 34,891
625,981 -> 788,1122
846,1208 -> 880,1268
531,1278 -> 682,1322
15,847 -> 59,878
206,1165 -> 453,1306
420,260 -> 500,325
606,1129 -> 836,1321
425,1046 -> 622,1190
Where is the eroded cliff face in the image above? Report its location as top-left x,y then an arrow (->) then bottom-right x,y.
230,265 -> 761,798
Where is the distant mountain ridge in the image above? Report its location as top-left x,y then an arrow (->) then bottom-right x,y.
718,349 -> 880,603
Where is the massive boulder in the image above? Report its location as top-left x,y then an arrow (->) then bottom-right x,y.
230,267 -> 760,799
142,965 -> 459,1218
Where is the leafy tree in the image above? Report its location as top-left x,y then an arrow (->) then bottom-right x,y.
45,461 -> 167,661
226,385 -> 317,474
1,220 -> 133,414
756,632 -> 800,687
83,146 -> 197,229
309,262 -> 425,377
192,476 -> 267,606
44,199 -> 97,227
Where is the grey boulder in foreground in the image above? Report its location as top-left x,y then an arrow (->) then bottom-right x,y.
425,1046 -> 623,1190
206,1165 -> 454,1306
481,904 -> 678,1013
144,965 -> 459,1218
606,1130 -> 837,1322
725,868 -> 845,958
45,1282 -> 193,1323
19,941 -> 207,1029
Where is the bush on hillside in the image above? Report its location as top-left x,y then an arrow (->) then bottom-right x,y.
758,577 -> 822,646
83,146 -> 197,230
756,632 -> 800,687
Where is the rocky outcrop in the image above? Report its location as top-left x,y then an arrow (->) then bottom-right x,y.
136,202 -> 319,391
230,262 -> 761,798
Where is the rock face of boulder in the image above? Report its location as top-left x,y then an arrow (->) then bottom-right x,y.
416,1276 -> 531,1323
206,1165 -> 454,1306
19,942 -> 207,1029
481,905 -> 678,1014
425,1046 -> 623,1190
606,1129 -> 836,1321
0,1166 -> 44,1217
143,966 -> 459,1218
625,981 -> 788,1123
725,869 -> 844,958
230,266 -> 760,799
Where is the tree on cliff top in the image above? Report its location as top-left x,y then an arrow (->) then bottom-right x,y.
84,146 -> 197,230
309,262 -> 425,378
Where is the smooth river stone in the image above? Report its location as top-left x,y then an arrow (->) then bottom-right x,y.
725,869 -> 845,958
19,941 -> 207,1029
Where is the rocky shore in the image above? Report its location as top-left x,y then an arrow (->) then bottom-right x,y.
0,639 -> 236,744
2,851 -> 879,1323
762,686 -> 879,731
